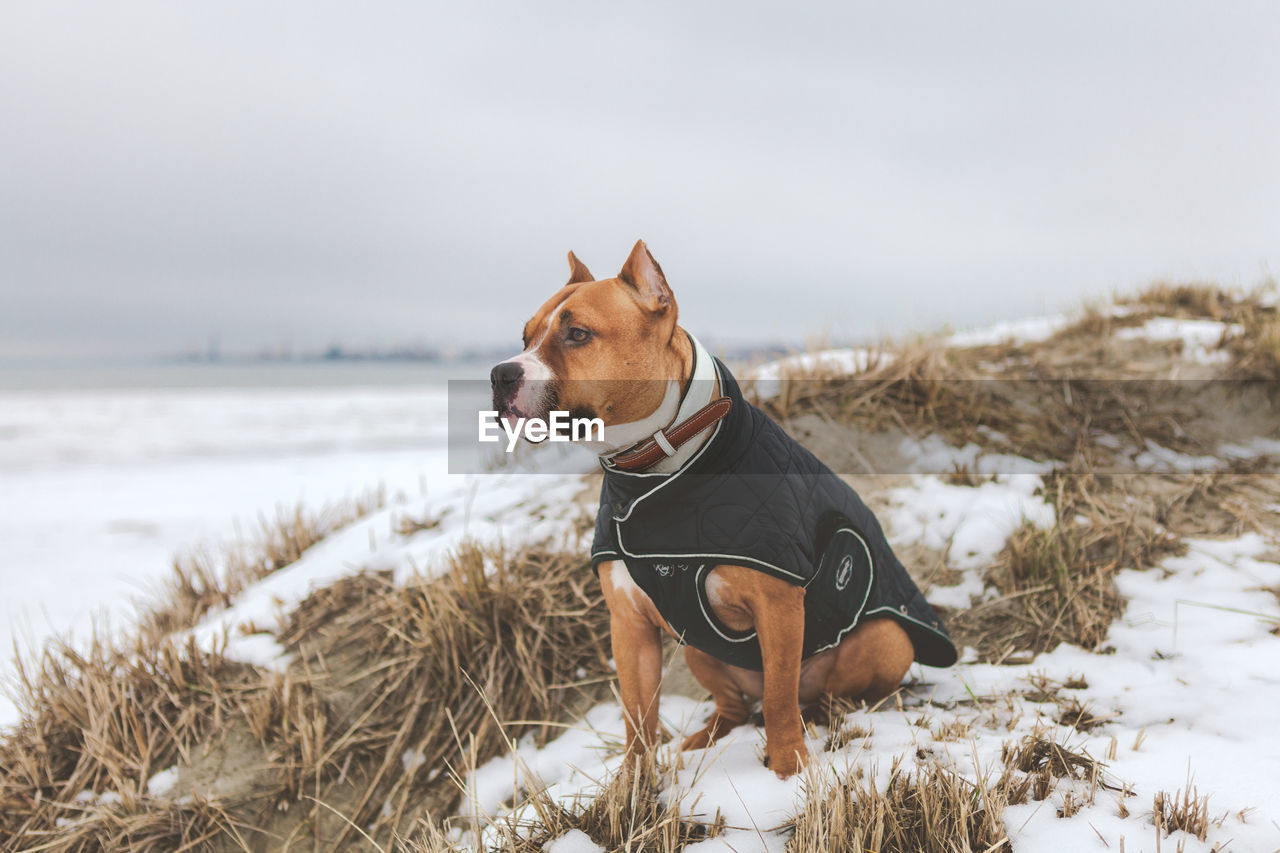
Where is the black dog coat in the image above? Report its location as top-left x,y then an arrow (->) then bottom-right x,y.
591,353 -> 957,672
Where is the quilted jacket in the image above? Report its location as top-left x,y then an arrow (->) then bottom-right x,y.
591,354 -> 957,672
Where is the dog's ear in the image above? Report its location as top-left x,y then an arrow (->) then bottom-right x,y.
619,240 -> 672,313
566,251 -> 594,285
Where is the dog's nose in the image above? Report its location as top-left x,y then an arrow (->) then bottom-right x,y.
490,361 -> 524,388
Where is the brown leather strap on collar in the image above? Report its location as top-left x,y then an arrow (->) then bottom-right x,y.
605,397 -> 732,472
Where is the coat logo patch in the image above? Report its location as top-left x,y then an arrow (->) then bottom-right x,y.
835,555 -> 854,591
654,562 -> 689,577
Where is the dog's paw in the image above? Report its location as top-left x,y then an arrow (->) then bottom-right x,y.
680,726 -> 717,752
680,712 -> 745,751
764,742 -> 809,779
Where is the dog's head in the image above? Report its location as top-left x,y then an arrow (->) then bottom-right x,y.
490,240 -> 688,429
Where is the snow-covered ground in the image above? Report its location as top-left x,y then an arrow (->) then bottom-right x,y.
182,469 -> 587,671
1116,317 -> 1243,365
5,314 -> 1280,851
946,315 -> 1071,348
0,363 -> 600,728
450,322 -> 1280,852
748,348 -> 887,399
0,378 -> 453,726
461,470 -> 1280,853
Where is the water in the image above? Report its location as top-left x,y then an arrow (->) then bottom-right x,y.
0,358 -> 490,391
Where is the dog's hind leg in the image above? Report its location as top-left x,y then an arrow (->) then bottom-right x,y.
821,617 -> 914,705
679,646 -> 751,751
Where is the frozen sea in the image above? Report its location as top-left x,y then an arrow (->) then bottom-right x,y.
0,359 -> 484,728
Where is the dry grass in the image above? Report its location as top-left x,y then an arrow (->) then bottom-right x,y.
947,473 -> 1182,662
757,281 -> 1280,468
954,465 -> 1280,662
760,349 -> 1261,473
138,490 -> 386,642
1054,697 -> 1113,733
1114,279 -> 1280,380
931,718 -> 974,743
1117,282 -> 1242,321
756,344 -> 988,444
753,284 -> 1280,664
819,697 -> 874,752
393,507 -> 447,536
787,756 -> 1019,853
449,753 -> 721,852
1153,783 -> 1212,842
788,730 -> 1105,851
1050,300 -> 1147,341
1003,729 -> 1105,806
0,632 -> 324,850
267,542 -> 614,847
1230,299 -> 1280,381
0,540 -> 615,851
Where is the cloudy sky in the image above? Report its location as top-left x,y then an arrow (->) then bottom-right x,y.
2,2 -> 1277,359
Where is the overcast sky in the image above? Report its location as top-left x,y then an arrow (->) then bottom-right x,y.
2,2 -> 1277,359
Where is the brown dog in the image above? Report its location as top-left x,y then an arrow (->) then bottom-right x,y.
491,241 -> 955,779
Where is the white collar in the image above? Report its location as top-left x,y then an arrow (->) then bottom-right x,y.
670,331 -> 717,426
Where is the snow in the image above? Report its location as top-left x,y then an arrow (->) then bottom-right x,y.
1121,436 -> 1280,474
750,348 -> 884,382
544,829 -> 605,853
882,467 -> 1054,607
882,437 -> 1060,607
947,315 -> 1069,348
450,455 -> 1280,852
145,766 -> 180,797
1132,440 -> 1231,473
402,749 -> 427,774
184,471 -> 585,668
903,434 -> 1055,477
748,310 -> 1230,367
466,702 -> 639,818
0,372 -> 591,721
747,348 -> 886,399
684,834 -> 787,853
889,437 -> 1056,570
1115,317 -> 1242,365
68,788 -> 121,808
746,312 -> 1086,394
944,312 -> 1243,365
0,382 -> 453,727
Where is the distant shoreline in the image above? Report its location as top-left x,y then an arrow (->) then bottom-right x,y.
0,358 -> 482,391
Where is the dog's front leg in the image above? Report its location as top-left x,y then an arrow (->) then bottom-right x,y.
748,579 -> 808,779
599,562 -> 664,763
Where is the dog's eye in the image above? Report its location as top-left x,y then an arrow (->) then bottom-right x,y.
566,327 -> 591,344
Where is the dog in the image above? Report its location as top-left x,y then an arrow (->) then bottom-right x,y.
491,241 -> 956,779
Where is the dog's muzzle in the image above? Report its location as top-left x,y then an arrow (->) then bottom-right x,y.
490,360 -> 526,426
